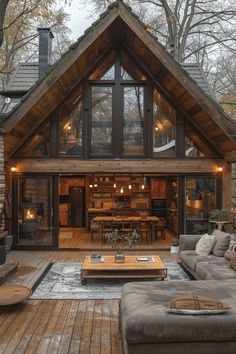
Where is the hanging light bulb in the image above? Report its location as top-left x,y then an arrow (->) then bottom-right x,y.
120,186 -> 124,194
128,183 -> 132,190
141,183 -> 145,190
89,184 -> 93,188
113,181 -> 117,188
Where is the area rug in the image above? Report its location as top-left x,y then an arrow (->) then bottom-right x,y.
30,261 -> 189,300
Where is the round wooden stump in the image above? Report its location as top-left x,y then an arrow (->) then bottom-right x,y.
0,285 -> 32,305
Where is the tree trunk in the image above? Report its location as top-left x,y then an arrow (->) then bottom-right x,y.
0,0 -> 10,48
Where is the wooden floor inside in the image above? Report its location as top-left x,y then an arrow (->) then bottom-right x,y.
59,227 -> 175,249
0,250 -> 179,354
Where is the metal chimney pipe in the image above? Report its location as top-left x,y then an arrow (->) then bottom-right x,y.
37,28 -> 54,78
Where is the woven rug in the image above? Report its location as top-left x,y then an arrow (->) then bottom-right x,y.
30,261 -> 189,300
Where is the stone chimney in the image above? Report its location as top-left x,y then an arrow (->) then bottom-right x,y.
37,28 -> 54,78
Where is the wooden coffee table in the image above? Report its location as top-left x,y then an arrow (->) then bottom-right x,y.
81,255 -> 167,285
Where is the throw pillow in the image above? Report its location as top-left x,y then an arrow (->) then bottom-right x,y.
211,230 -> 231,257
195,233 -> 215,255
224,234 -> 236,260
230,254 -> 236,271
166,294 -> 230,315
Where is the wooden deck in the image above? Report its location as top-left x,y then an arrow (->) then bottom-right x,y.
0,250 -> 179,354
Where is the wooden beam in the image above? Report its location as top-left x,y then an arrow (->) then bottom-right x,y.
7,158 -> 225,174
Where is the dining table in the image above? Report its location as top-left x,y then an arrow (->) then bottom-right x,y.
93,215 -> 159,243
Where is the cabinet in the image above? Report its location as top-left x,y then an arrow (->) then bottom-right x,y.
151,178 -> 166,199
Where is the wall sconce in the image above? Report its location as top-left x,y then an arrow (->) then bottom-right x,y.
11,166 -> 16,172
217,166 -> 223,173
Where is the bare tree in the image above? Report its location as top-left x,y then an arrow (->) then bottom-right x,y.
0,0 -> 10,48
0,0 -> 72,89
88,0 -> 236,63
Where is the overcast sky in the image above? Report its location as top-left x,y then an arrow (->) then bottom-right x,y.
64,2 -> 99,39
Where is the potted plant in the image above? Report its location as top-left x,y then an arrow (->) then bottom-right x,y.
104,229 -> 140,262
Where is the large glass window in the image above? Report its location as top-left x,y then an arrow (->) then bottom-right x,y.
185,176 -> 216,233
123,86 -> 144,155
17,176 -> 53,245
153,89 -> 176,157
59,96 -> 83,156
91,86 -> 113,155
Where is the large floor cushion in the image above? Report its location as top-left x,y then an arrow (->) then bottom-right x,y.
120,280 -> 236,354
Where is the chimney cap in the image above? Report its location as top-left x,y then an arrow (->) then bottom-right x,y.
37,27 -> 54,38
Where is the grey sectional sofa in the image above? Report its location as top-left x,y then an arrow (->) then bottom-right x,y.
120,231 -> 236,354
179,233 -> 236,280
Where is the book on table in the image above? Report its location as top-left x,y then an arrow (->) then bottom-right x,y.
136,257 -> 155,262
89,254 -> 104,263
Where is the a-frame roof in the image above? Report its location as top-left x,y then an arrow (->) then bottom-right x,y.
1,0 -> 236,161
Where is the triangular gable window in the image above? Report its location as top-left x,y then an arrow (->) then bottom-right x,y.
14,120 -> 50,157
100,65 -> 115,80
121,66 -> 134,80
153,89 -> 176,157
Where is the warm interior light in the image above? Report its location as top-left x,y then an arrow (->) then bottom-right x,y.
155,126 -> 159,131
26,209 -> 35,219
141,184 -> 145,190
120,187 -> 124,194
128,184 -> 132,190
67,125 -> 71,130
94,183 -> 98,188
89,184 -> 93,188
217,166 -> 223,172
11,166 -> 16,172
113,182 -> 117,188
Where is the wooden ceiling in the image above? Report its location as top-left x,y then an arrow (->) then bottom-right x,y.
2,0 -> 236,161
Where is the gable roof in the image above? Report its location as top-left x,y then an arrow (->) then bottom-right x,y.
1,0 -> 236,161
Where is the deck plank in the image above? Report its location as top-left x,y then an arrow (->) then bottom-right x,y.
0,249 -> 178,354
69,300 -> 87,354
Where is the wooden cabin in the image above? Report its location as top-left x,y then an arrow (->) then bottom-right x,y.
1,0 -> 236,250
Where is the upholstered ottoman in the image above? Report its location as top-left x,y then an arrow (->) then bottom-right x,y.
120,279 -> 236,354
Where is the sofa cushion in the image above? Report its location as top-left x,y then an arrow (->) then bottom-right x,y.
166,294 -> 230,315
195,233 -> 215,255
225,234 -> 236,260
211,230 -> 231,256
196,260 -> 236,280
180,250 -> 219,272
230,255 -> 236,271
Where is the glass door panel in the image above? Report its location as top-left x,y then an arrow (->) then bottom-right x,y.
122,86 -> 144,155
91,86 -> 113,155
17,176 -> 54,245
185,176 -> 216,234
